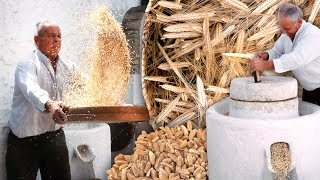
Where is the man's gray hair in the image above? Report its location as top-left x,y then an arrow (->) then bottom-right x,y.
278,3 -> 303,23
35,20 -> 59,37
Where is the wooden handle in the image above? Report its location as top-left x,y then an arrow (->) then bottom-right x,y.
252,71 -> 261,83
68,106 -> 149,115
66,106 -> 150,122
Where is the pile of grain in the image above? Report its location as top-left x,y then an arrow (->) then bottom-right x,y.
142,0 -> 320,129
64,7 -> 130,107
106,121 -> 208,180
271,142 -> 291,180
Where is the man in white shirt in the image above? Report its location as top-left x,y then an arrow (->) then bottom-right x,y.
250,3 -> 320,105
6,20 -> 72,179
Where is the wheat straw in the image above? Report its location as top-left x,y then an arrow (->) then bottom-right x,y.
142,0 -> 320,129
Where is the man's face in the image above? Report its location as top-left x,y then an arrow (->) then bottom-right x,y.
279,17 -> 302,40
35,26 -> 61,61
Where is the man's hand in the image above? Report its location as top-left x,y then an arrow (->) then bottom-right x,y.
250,58 -> 275,72
58,101 -> 70,114
45,100 -> 68,124
255,51 -> 269,60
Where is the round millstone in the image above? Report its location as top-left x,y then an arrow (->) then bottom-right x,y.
230,76 -> 298,101
229,97 -> 299,119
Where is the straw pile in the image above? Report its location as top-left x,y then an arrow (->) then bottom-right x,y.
106,121 -> 208,180
142,0 -> 320,129
271,142 -> 291,180
64,7 -> 130,107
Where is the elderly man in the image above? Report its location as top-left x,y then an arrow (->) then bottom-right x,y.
250,3 -> 320,105
6,20 -> 72,179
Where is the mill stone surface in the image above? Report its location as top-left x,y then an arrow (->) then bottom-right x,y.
229,76 -> 299,119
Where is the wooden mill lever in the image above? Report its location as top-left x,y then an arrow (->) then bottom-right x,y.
252,71 -> 260,83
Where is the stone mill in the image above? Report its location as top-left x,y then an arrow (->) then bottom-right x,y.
206,76 -> 320,180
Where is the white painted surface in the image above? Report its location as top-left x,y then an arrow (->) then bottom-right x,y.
229,97 -> 299,119
1,122 -> 111,180
0,0 -> 141,124
230,76 -> 298,101
206,98 -> 320,180
64,122 -> 111,180
229,76 -> 299,119
207,76 -> 320,179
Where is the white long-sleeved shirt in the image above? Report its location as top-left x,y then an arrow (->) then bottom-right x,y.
9,49 -> 75,138
267,20 -> 320,91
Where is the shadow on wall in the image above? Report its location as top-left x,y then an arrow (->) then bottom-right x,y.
141,0 -> 149,5
0,123 -> 10,180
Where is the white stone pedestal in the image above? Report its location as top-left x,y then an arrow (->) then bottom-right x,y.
206,76 -> 320,180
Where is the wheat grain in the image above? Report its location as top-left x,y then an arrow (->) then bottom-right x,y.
144,76 -> 169,83
158,62 -> 192,70
252,0 -> 278,14
308,0 -> 320,23
157,1 -> 183,10
222,0 -> 251,12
